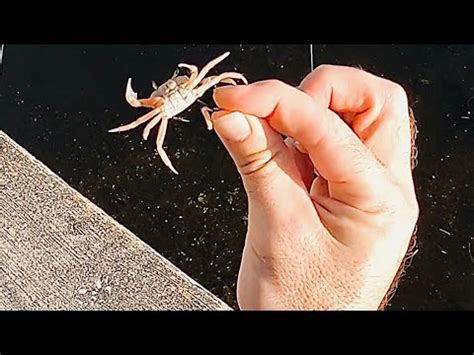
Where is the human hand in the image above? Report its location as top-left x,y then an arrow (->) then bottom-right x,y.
211,65 -> 419,310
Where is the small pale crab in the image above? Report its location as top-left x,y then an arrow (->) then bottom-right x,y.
108,51 -> 248,174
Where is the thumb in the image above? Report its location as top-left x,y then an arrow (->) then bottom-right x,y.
211,110 -> 318,226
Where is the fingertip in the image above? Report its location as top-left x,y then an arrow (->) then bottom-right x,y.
213,82 -> 260,110
213,85 -> 241,108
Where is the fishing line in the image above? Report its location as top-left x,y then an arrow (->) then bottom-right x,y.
0,45 -> 4,74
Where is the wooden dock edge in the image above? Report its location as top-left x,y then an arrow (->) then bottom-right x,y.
0,130 -> 231,310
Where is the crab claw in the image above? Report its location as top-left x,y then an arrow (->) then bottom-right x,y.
236,74 -> 248,85
125,78 -> 142,108
178,63 -> 198,72
218,73 -> 248,85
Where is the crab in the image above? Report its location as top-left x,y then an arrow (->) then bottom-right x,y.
108,51 -> 248,174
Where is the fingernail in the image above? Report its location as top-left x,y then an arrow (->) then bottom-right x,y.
213,86 -> 234,106
213,111 -> 251,142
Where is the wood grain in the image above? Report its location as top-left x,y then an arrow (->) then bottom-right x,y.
0,131 -> 230,310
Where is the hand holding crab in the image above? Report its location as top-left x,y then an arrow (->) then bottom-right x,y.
109,51 -> 248,174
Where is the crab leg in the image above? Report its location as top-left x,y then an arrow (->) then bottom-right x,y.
193,73 -> 247,131
142,113 -> 164,140
200,107 -> 214,130
196,99 -> 210,106
199,76 -> 239,87
108,107 -> 162,133
194,72 -> 248,97
155,118 -> 179,175
177,63 -> 198,82
186,52 -> 231,90
220,78 -> 238,85
172,116 -> 190,123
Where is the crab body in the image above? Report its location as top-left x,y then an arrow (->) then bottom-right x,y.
158,83 -> 198,118
108,52 -> 247,175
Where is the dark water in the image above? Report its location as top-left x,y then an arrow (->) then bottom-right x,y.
1,44 -> 473,310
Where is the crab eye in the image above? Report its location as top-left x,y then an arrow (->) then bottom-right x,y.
166,80 -> 177,89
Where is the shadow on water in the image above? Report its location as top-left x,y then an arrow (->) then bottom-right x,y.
0,44 -> 473,309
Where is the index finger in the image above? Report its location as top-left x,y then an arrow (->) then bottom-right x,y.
213,80 -> 388,208
299,65 -> 413,175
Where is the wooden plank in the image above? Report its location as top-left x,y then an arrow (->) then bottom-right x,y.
0,130 -> 231,310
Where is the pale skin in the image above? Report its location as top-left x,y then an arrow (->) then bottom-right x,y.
210,65 -> 419,310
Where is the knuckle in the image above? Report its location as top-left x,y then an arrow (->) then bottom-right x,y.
314,63 -> 335,72
253,79 -> 290,101
379,81 -> 410,121
388,82 -> 409,106
238,148 -> 280,178
313,64 -> 337,77
257,79 -> 286,90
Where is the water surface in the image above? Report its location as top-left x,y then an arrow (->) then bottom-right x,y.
1,44 -> 472,309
